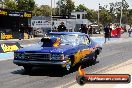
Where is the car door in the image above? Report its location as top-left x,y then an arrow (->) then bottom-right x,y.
73,35 -> 86,65
74,35 -> 90,62
81,35 -> 92,57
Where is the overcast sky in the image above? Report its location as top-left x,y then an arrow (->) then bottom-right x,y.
35,0 -> 132,10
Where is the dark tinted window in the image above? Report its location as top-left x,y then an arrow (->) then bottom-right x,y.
77,14 -> 80,19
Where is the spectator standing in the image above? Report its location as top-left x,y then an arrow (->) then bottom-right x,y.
19,24 -> 24,40
104,25 -> 110,43
128,27 -> 132,37
57,22 -> 67,32
88,25 -> 93,36
79,24 -> 88,34
109,26 -> 112,38
27,24 -> 33,39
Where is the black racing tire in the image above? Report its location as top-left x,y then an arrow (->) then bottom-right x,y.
96,48 -> 102,55
63,59 -> 72,73
23,66 -> 33,72
76,75 -> 87,85
96,49 -> 100,55
91,53 -> 97,64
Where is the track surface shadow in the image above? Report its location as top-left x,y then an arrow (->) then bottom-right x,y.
11,61 -> 99,77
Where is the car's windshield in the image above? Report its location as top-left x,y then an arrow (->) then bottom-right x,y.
48,34 -> 79,45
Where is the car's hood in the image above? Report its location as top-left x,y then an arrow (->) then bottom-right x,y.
16,44 -> 78,54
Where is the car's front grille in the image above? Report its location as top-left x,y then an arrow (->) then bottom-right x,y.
25,53 -> 51,60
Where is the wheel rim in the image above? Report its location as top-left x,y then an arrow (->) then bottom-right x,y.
66,61 -> 71,71
80,77 -> 86,85
93,55 -> 96,60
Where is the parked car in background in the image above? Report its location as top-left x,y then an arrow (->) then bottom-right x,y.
13,32 -> 102,73
91,25 -> 100,34
33,28 -> 51,37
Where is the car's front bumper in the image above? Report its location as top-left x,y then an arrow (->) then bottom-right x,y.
13,60 -> 68,67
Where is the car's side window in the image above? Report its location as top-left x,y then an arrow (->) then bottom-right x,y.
78,35 -> 85,44
78,35 -> 90,45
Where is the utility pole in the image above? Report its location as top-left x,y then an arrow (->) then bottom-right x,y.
98,3 -> 100,33
59,0 -> 61,15
51,0 -> 53,32
120,0 -> 123,27
54,0 -> 56,15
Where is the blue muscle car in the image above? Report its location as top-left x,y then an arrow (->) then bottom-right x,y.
13,32 -> 102,72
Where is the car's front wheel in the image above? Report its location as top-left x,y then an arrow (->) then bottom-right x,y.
23,66 -> 33,72
63,60 -> 72,73
76,75 -> 87,85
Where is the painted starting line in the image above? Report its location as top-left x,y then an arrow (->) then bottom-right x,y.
0,37 -> 124,61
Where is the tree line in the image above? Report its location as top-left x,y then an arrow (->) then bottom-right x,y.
0,0 -> 35,11
0,0 -> 132,26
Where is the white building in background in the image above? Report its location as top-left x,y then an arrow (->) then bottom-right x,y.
53,19 -> 76,32
31,16 -> 52,35
53,11 -> 91,32
71,11 -> 91,31
31,16 -> 51,27
71,11 -> 90,24
31,11 -> 91,32
31,20 -> 51,28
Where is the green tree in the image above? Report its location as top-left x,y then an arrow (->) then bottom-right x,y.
87,9 -> 98,23
2,0 -> 35,11
109,1 -> 129,14
109,0 -> 129,24
75,4 -> 87,11
56,0 -> 75,16
39,5 -> 51,16
3,0 -> 17,10
17,0 -> 35,11
99,8 -> 112,26
32,4 -> 41,16
32,5 -> 51,16
127,9 -> 132,27
75,4 -> 97,23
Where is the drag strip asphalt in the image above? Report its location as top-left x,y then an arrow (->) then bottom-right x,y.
0,38 -> 132,88
0,37 -> 124,61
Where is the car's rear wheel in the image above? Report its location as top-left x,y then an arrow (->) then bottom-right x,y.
91,53 -> 97,64
96,48 -> 102,55
23,66 -> 33,72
